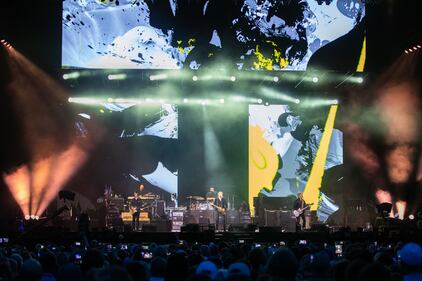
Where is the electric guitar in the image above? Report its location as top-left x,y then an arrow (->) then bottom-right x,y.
293,203 -> 313,218
129,204 -> 152,215
209,202 -> 226,214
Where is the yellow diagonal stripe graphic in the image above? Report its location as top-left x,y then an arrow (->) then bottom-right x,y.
303,105 -> 338,210
356,36 -> 366,72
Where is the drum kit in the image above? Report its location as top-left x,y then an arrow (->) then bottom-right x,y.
186,196 -> 214,210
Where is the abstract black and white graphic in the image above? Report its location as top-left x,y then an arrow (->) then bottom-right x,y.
249,105 -> 343,222
75,103 -> 178,198
62,0 -> 365,70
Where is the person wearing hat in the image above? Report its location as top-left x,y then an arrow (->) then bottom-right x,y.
399,242 -> 422,281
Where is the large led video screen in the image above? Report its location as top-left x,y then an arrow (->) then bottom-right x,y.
62,0 -> 365,70
249,104 -> 343,222
73,102 -> 178,202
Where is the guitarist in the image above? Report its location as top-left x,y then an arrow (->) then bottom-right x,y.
215,191 -> 227,231
293,192 -> 308,231
130,191 -> 143,231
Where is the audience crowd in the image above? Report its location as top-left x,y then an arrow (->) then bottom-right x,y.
1,238 -> 422,281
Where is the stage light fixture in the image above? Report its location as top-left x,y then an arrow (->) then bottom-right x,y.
183,98 -> 189,103
295,98 -> 301,104
107,73 -> 127,80
265,102 -> 269,106
230,76 -> 236,82
409,214 -> 415,220
357,77 -> 364,83
331,99 -> 339,104
25,215 -> 30,220
312,76 -> 319,83
257,98 -> 263,104
219,98 -> 225,104
68,97 -> 73,103
413,47 -> 418,51
201,100 -> 206,105
145,98 -> 152,103
62,72 -> 80,80
273,76 -> 279,82
107,98 -> 113,102
149,73 -> 168,81
405,50 -> 409,54
192,75 -> 198,81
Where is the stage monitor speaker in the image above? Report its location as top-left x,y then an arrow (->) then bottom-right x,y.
151,219 -> 172,232
264,209 -> 279,226
226,210 -> 240,224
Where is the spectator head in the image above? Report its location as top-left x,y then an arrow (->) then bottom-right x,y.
151,257 -> 167,278
301,251 -> 330,278
196,261 -> 218,280
357,262 -> 392,281
398,242 -> 422,267
94,266 -> 132,281
165,252 -> 188,281
57,263 -> 82,281
266,248 -> 298,281
126,261 -> 150,281
20,259 -> 42,281
10,253 -> 23,271
39,251 -> 58,273
227,262 -> 251,278
82,249 -> 104,272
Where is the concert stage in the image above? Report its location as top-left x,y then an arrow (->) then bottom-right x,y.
7,225 -> 422,247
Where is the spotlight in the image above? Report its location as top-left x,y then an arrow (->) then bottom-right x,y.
331,99 -> 339,105
107,98 -> 113,102
219,98 -> 225,104
145,98 -> 152,103
409,214 -> 415,220
25,215 -> 30,220
183,98 -> 189,103
62,72 -> 80,80
201,100 -> 206,105
0,39 -> 5,43
68,97 -> 73,103
273,76 -> 279,82
265,102 -> 269,106
99,109 -> 105,113
30,215 -> 36,220
34,216 -> 39,220
294,98 -> 300,104
107,73 -> 127,80
257,98 -> 263,104
405,50 -> 409,54
413,47 -> 418,51
230,76 -> 236,82
417,45 -> 421,49
357,77 -> 364,83
192,75 -> 198,81
312,77 -> 319,83
149,74 -> 168,81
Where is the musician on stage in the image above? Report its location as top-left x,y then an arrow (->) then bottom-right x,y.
206,187 -> 217,204
215,191 -> 227,231
293,192 -> 308,230
130,191 -> 143,231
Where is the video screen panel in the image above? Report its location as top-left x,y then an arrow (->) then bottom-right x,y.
62,0 -> 365,70
74,103 -> 178,200
249,104 -> 343,222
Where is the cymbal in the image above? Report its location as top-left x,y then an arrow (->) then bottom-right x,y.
186,196 -> 205,200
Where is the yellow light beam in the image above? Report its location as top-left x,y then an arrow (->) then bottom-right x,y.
303,105 -> 338,210
356,36 -> 366,72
